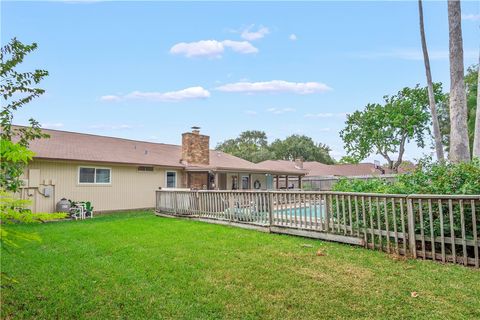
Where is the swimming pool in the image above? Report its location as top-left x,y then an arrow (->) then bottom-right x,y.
274,204 -> 327,218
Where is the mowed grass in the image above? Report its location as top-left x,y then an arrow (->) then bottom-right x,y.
1,212 -> 479,319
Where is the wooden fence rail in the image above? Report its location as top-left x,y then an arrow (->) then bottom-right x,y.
155,190 -> 480,268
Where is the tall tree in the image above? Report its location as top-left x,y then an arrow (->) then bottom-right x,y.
473,55 -> 480,158
216,131 -> 335,164
340,85 -> 432,172
270,135 -> 335,164
437,65 -> 478,154
215,130 -> 274,163
1,38 -> 49,191
447,0 -> 470,162
418,0 -> 445,161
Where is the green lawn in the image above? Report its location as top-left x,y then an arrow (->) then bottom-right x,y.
1,211 -> 479,319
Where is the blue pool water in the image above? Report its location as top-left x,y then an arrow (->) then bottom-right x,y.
274,205 -> 326,218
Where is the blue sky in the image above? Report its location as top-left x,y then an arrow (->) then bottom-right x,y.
2,0 -> 479,162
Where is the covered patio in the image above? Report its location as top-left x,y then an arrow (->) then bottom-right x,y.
184,168 -> 305,191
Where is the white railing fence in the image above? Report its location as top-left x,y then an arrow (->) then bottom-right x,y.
155,190 -> 479,268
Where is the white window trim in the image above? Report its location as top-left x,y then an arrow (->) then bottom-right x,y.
78,166 -> 112,185
165,170 -> 177,189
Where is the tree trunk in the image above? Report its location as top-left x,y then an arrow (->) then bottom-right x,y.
447,0 -> 471,162
392,136 -> 407,173
418,0 -> 445,162
473,53 -> 480,158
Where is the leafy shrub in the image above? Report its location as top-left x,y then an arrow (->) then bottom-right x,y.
332,159 -> 480,244
333,158 -> 480,195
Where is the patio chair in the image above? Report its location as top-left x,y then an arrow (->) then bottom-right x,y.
69,204 -> 84,220
68,201 -> 94,220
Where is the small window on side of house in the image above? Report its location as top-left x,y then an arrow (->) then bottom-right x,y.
138,166 -> 154,172
79,167 -> 111,184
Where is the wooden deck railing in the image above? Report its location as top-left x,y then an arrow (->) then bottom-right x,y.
155,190 -> 480,268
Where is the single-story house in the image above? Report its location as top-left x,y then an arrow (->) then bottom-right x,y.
20,127 -> 305,213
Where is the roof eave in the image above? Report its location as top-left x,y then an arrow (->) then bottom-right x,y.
33,156 -> 186,169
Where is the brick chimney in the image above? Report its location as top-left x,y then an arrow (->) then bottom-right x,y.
294,158 -> 304,169
181,127 -> 210,165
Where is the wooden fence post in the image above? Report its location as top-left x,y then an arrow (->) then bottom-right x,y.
268,191 -> 274,229
173,192 -> 178,215
324,194 -> 330,232
406,196 -> 417,258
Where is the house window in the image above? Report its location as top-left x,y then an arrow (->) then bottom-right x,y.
138,166 -> 154,172
79,167 -> 111,184
166,171 -> 176,188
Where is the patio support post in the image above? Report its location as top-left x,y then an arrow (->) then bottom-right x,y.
275,175 -> 279,189
298,176 -> 302,190
285,175 -> 289,189
214,172 -> 219,190
184,172 -> 189,189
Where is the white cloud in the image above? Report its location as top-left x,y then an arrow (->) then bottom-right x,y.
126,87 -> 210,101
462,14 -> 480,21
216,80 -> 332,94
245,110 -> 258,116
267,107 -> 296,114
289,34 -> 297,41
100,95 -> 122,102
241,25 -> 270,41
42,123 -> 64,129
170,39 -> 257,58
170,40 -> 224,58
222,40 -> 258,54
100,86 -> 210,103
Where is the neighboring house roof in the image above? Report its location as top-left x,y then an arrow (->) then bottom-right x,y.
306,162 -> 392,177
255,160 -> 308,175
26,128 -> 304,175
257,160 -> 396,177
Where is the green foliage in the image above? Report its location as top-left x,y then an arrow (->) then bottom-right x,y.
215,130 -> 274,163
438,64 -> 478,155
0,190 -> 41,250
340,84 -> 439,172
216,131 -> 335,164
1,38 -> 49,192
338,155 -> 359,164
333,159 -> 480,242
0,140 -> 34,192
270,134 -> 335,164
1,38 -> 49,146
332,158 -> 480,195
